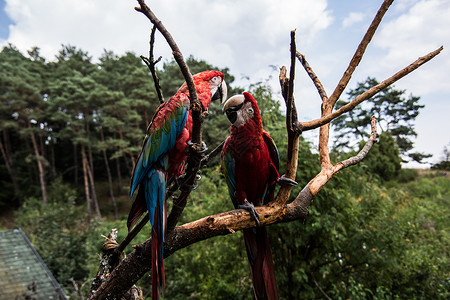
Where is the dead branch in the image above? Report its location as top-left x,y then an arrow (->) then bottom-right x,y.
300,46 -> 443,131
140,25 -> 164,103
296,52 -> 328,102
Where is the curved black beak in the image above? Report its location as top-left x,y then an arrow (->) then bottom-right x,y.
224,102 -> 243,124
226,110 -> 237,124
211,84 -> 223,101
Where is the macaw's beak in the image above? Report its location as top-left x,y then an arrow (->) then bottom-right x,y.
223,94 -> 245,124
212,80 -> 227,102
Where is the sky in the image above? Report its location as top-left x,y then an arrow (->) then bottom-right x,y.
1,0 -> 449,168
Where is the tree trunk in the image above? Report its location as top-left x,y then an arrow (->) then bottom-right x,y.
86,157 -> 102,218
74,143 -> 78,185
50,143 -> 57,178
0,139 -> 22,205
118,128 -> 136,172
29,123 -> 47,205
115,157 -> 123,194
81,144 -> 93,221
100,126 -> 118,219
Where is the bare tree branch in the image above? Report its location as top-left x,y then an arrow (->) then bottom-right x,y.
328,0 -> 395,107
296,52 -> 328,102
300,46 -> 443,131
140,25 -> 164,103
273,32 -> 301,208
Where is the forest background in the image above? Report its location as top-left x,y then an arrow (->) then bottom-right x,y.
0,44 -> 449,299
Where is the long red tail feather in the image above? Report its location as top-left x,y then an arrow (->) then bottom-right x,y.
243,228 -> 278,300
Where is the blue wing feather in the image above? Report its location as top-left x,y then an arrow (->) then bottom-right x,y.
222,138 -> 239,209
262,130 -> 280,171
130,101 -> 189,197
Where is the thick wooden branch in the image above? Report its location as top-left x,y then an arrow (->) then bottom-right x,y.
134,0 -> 208,231
300,46 -> 443,131
328,0 -> 394,107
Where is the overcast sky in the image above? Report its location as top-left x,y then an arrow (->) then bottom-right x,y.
1,0 -> 449,168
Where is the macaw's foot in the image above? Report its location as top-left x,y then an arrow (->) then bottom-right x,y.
239,199 -> 260,226
178,173 -> 201,192
277,174 -> 298,186
187,140 -> 208,155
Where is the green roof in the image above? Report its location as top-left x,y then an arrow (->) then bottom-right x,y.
0,228 -> 67,299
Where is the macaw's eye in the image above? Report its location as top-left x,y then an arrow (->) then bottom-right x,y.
247,107 -> 254,114
210,76 -> 221,84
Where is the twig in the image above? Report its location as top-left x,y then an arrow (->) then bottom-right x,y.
310,271 -> 332,300
135,0 -> 200,119
140,25 -> 164,103
296,52 -> 328,102
286,30 -> 297,132
149,25 -> 164,103
201,140 -> 225,167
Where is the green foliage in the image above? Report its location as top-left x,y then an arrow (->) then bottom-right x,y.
432,144 -> 450,170
271,166 -> 449,299
396,168 -> 419,183
333,77 -> 427,163
2,44 -> 448,300
361,132 -> 402,181
14,179 -> 93,294
161,167 -> 253,299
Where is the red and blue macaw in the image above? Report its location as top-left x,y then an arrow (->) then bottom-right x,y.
128,70 -> 227,300
221,92 -> 295,300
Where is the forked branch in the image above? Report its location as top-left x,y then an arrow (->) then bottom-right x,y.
299,46 -> 443,132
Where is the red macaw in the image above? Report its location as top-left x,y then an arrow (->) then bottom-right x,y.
128,70 -> 227,300
221,92 -> 295,300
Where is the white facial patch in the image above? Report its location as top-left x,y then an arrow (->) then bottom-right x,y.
234,101 -> 254,127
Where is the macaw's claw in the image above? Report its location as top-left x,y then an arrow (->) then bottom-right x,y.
239,199 -> 260,226
187,140 -> 208,154
277,174 -> 298,186
177,173 -> 201,192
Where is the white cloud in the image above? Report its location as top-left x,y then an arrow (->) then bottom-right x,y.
2,0 -> 332,87
371,0 -> 450,95
2,0 -> 448,166
342,12 -> 365,28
